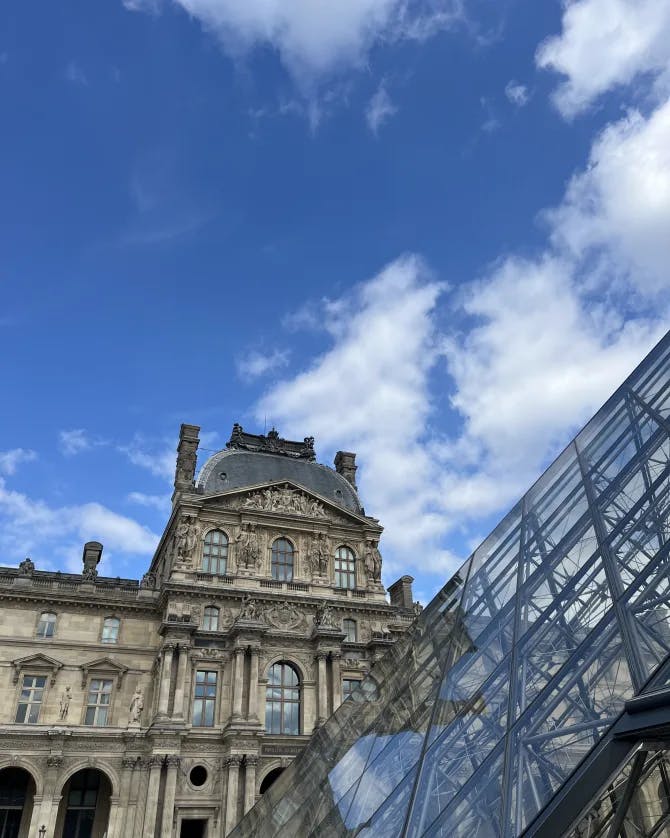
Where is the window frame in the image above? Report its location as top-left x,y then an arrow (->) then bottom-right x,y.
101,616 -> 120,644
334,546 -> 356,590
192,669 -> 218,727
36,611 -> 57,639
271,538 -> 295,582
342,678 -> 362,702
265,661 -> 301,735
202,606 -> 220,632
201,529 -> 229,575
15,673 -> 48,724
83,677 -> 114,727
343,619 -> 358,643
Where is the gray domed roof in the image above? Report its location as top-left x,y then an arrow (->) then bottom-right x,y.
196,449 -> 363,513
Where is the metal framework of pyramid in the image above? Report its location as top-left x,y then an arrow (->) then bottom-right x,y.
232,330 -> 670,838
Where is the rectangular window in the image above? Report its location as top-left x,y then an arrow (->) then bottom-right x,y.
343,679 -> 361,702
36,612 -> 57,638
102,618 -> 120,644
15,675 -> 47,723
84,679 -> 113,726
193,670 -> 217,727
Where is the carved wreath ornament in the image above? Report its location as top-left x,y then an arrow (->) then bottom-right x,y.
242,486 -> 327,518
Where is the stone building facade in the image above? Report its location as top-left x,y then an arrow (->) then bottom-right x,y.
0,425 -> 417,838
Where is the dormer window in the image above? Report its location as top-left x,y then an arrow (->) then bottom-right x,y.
202,530 -> 228,575
271,538 -> 294,582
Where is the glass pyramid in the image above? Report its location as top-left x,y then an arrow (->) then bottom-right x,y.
231,330 -> 670,838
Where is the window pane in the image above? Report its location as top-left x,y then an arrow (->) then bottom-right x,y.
203,530 -> 228,575
271,539 -> 294,582
265,662 -> 300,734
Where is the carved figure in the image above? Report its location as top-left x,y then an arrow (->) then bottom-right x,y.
175,516 -> 198,561
235,523 -> 261,570
308,533 -> 329,577
18,557 -> 35,576
59,686 -> 72,720
314,601 -> 337,629
176,448 -> 197,486
129,686 -> 144,724
140,572 -> 156,589
82,566 -> 98,581
242,486 -> 326,518
266,600 -> 303,630
238,593 -> 259,622
413,601 -> 423,617
364,541 -> 382,583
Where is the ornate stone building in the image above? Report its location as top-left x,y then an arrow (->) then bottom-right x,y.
0,425 -> 417,838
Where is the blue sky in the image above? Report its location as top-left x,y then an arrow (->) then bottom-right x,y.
2,0 -> 670,602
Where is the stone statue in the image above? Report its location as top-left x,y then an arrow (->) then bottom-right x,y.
238,593 -> 259,622
175,517 -> 198,561
18,557 -> 35,576
235,523 -> 260,570
413,601 -> 423,617
314,601 -> 337,629
129,686 -> 144,724
308,533 -> 329,577
364,541 -> 382,584
140,571 -> 156,589
59,686 -> 72,720
176,448 -> 197,487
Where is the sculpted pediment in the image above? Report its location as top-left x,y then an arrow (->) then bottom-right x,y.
202,481 -> 371,526
80,656 -> 128,688
12,653 -> 64,685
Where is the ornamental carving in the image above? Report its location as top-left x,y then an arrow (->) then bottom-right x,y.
173,515 -> 199,566
306,532 -> 329,577
242,486 -> 327,518
264,601 -> 304,631
235,523 -> 261,570
364,540 -> 382,584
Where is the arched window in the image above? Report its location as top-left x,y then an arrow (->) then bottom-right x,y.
271,538 -> 294,582
343,619 -> 357,643
265,662 -> 300,735
36,612 -> 57,638
202,530 -> 228,575
202,606 -> 219,631
334,547 -> 356,590
102,617 -> 120,644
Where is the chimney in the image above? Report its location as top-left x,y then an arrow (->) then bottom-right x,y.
388,575 -> 415,610
174,424 -> 200,491
82,541 -> 103,576
334,451 -> 357,489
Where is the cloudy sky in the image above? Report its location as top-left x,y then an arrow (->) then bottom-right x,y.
1,0 -> 669,602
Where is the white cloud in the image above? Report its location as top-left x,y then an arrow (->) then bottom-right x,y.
0,476 -> 159,567
536,0 -> 670,117
504,80 -> 529,107
124,0 -> 465,90
237,349 -> 290,380
366,82 -> 398,135
548,98 -> 670,296
118,436 -> 175,482
59,428 -> 93,456
0,448 -> 37,476
65,60 -> 88,86
127,491 -> 171,513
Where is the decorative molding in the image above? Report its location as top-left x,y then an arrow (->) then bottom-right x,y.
79,657 -> 128,688
241,486 -> 327,519
12,653 -> 64,686
264,601 -> 304,631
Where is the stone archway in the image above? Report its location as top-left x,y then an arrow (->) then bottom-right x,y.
54,768 -> 112,838
0,766 -> 37,838
259,767 -> 285,795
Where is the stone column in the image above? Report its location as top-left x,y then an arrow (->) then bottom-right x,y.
172,644 -> 190,718
231,648 -> 245,720
247,647 -> 260,721
244,756 -> 258,814
161,756 -> 180,838
28,756 -> 62,837
109,757 -> 137,838
142,758 -> 163,838
316,652 -> 328,727
224,755 -> 242,835
106,796 -> 122,838
158,643 -> 175,717
331,653 -> 342,713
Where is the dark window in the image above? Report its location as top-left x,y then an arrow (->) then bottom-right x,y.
259,767 -> 285,795
265,662 -> 300,735
36,612 -> 56,638
63,769 -> 100,838
0,768 -> 31,838
15,675 -> 46,724
189,766 -> 208,787
193,671 -> 217,727
343,679 -> 362,702
343,619 -> 357,642
202,530 -> 228,575
335,547 -> 356,589
271,538 -> 294,582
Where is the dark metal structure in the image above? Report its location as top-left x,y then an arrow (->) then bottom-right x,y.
230,330 -> 670,838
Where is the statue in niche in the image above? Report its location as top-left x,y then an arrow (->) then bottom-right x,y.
364,541 -> 382,584
59,686 -> 72,720
308,533 -> 329,577
175,516 -> 198,563
235,523 -> 261,570
129,686 -> 144,724
314,601 -> 337,629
